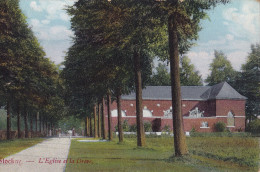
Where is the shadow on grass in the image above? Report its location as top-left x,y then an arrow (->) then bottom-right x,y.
166,154 -> 202,165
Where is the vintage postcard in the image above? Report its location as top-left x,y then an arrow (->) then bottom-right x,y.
0,0 -> 259,171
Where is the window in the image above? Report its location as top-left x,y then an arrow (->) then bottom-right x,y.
143,109 -> 153,117
201,121 -> 209,128
111,110 -> 126,117
227,111 -> 235,126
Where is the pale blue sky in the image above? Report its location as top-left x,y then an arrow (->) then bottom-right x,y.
19,0 -> 260,79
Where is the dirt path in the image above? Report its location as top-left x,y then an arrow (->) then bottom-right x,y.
0,138 -> 71,172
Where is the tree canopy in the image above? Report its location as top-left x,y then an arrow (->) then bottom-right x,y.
206,50 -> 235,86
234,44 -> 260,120
0,0 -> 64,138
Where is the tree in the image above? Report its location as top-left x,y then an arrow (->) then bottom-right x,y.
236,44 -> 260,120
65,0 -> 154,146
149,63 -> 171,86
156,0 -> 229,156
206,50 -> 235,85
65,0 -> 228,155
0,0 -> 65,139
180,56 -> 203,86
149,56 -> 202,86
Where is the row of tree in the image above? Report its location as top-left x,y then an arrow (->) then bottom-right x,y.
63,0 -> 229,156
0,0 -> 65,139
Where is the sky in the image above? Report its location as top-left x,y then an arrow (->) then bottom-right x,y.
19,0 -> 260,80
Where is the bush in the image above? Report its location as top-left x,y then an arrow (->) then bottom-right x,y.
114,120 -> 130,132
122,120 -> 130,132
214,122 -> 226,132
114,125 -> 118,132
246,119 -> 260,134
144,122 -> 152,132
189,127 -> 197,137
162,125 -> 171,132
190,132 -> 251,137
129,124 -> 137,132
190,127 -> 196,133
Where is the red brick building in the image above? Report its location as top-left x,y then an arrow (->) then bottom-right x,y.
106,82 -> 246,132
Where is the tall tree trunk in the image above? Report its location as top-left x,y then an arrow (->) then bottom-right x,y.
6,101 -> 11,140
90,116 -> 93,137
46,122 -> 50,136
133,49 -> 146,147
42,118 -> 44,133
43,118 -> 45,133
116,90 -> 123,143
94,104 -> 98,138
45,120 -> 47,136
168,13 -> 188,156
46,122 -> 48,135
30,113 -> 33,133
102,98 -> 107,139
39,115 -> 41,133
23,109 -> 28,138
107,92 -> 113,141
85,116 -> 88,136
87,116 -> 90,136
17,105 -> 21,138
98,103 -> 101,137
36,112 -> 38,133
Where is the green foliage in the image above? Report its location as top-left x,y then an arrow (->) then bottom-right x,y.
0,138 -> 44,159
162,125 -> 171,132
115,120 -> 131,132
0,0 -> 64,131
63,0 -> 155,120
149,63 -> 171,86
214,121 -> 226,132
188,137 -> 258,167
180,56 -> 203,86
232,44 -> 260,120
122,120 -> 130,132
66,137 -> 259,171
129,124 -> 137,132
190,127 -> 197,133
149,56 -> 202,86
0,109 -> 26,130
190,132 -> 251,137
57,116 -> 84,134
246,119 -> 260,134
206,50 -> 236,85
144,121 -> 152,132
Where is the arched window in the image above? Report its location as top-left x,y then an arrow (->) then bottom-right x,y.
227,111 -> 235,126
143,109 -> 153,117
111,110 -> 126,117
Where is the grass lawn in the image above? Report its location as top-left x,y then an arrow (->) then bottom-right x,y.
66,136 -> 259,172
0,138 -> 45,159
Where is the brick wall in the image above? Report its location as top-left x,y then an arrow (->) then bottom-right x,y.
216,100 -> 245,117
104,98 -> 246,132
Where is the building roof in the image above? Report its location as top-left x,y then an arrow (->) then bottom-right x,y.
121,82 -> 247,101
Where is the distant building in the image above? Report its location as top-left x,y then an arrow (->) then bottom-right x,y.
105,82 -> 247,132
